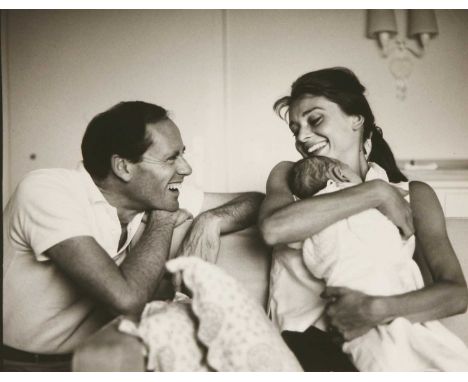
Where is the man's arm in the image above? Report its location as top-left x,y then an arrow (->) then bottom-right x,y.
175,191 -> 265,263
47,209 -> 190,317
200,191 -> 265,233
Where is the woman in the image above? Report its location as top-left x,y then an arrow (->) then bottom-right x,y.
259,67 -> 468,371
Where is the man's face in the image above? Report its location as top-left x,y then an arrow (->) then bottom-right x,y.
128,119 -> 192,212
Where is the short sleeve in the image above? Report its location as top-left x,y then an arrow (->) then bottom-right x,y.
14,172 -> 93,261
178,182 -> 204,217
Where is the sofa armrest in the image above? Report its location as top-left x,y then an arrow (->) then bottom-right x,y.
72,317 -> 145,372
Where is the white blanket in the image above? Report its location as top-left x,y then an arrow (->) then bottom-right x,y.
303,180 -> 468,371
119,257 -> 302,372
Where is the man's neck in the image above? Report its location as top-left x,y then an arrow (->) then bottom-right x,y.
94,178 -> 141,225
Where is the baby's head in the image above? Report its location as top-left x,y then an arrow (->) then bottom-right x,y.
288,156 -> 359,199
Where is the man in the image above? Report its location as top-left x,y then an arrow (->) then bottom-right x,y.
3,101 -> 264,371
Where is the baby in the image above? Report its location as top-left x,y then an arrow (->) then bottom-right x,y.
289,156 -> 362,199
287,156 -> 468,371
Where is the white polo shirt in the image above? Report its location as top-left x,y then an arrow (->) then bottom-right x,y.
3,164 -> 203,354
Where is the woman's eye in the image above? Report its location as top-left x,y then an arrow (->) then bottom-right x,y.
309,117 -> 322,126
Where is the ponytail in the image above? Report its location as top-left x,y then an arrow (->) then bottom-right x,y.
367,126 -> 407,183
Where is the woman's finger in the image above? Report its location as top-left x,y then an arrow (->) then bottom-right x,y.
321,287 -> 341,299
396,187 -> 409,197
321,286 -> 350,299
401,215 -> 415,239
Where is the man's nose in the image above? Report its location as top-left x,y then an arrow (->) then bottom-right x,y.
177,156 -> 192,176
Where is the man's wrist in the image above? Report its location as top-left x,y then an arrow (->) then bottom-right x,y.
197,210 -> 222,230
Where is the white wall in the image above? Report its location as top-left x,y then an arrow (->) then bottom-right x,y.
3,10 -> 226,199
3,9 -> 468,199
225,10 -> 468,191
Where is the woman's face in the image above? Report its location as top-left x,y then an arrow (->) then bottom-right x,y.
288,95 -> 362,162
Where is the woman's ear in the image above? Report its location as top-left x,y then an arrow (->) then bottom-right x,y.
351,115 -> 365,131
110,154 -> 133,182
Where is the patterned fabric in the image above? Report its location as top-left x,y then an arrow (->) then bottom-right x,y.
120,257 -> 302,372
119,293 -> 209,372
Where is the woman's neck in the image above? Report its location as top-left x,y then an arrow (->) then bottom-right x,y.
358,152 -> 370,180
340,151 -> 369,181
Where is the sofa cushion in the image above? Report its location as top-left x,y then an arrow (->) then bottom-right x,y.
440,218 -> 468,345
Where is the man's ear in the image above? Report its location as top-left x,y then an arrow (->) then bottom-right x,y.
110,154 -> 133,182
351,115 -> 365,131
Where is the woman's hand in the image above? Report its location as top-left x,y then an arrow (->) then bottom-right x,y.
321,286 -> 387,341
372,180 -> 414,239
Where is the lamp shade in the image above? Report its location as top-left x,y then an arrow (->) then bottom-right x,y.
408,10 -> 439,38
367,10 -> 398,38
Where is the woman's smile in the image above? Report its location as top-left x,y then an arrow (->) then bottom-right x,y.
306,140 -> 329,156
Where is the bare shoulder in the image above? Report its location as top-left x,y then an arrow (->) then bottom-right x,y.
271,160 -> 294,172
409,180 -> 437,197
409,181 -> 440,207
268,161 -> 294,180
409,180 -> 446,233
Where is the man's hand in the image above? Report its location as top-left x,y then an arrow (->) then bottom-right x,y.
145,208 -> 192,228
175,211 -> 222,263
321,286 -> 387,341
373,180 -> 414,239
170,212 -> 222,292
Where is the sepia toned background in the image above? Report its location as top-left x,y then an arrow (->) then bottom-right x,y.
2,9 -> 468,207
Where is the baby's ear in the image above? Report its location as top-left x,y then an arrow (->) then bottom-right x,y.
331,166 -> 349,182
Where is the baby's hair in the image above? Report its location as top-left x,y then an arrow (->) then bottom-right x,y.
289,156 -> 339,199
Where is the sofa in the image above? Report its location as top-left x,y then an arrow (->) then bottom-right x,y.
72,218 -> 468,371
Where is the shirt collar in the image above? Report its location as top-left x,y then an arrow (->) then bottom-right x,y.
77,162 -> 108,204
365,162 -> 389,182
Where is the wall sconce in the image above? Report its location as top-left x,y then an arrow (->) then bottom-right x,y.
367,10 -> 438,100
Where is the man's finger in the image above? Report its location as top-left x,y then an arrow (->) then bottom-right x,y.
172,271 -> 183,293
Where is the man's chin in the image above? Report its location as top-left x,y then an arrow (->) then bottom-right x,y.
166,201 -> 180,212
152,197 -> 179,212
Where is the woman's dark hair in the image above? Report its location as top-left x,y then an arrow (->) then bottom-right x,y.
81,101 -> 168,179
273,67 -> 407,183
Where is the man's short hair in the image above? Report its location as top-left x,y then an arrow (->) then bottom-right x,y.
81,101 -> 168,179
